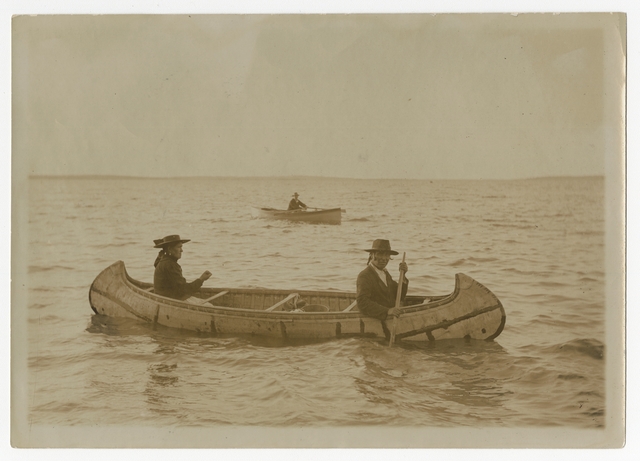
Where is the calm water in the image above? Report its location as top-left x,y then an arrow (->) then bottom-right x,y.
24,176 -> 605,430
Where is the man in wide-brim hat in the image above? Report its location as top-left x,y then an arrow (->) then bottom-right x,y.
287,192 -> 308,211
153,234 -> 212,300
356,239 -> 409,322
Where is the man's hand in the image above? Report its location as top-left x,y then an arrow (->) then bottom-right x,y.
199,270 -> 212,282
399,262 -> 408,273
387,307 -> 402,318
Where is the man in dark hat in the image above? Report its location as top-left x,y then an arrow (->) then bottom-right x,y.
153,235 -> 212,300
356,239 -> 409,321
287,192 -> 307,211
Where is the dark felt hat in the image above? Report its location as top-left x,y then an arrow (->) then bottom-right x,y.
153,234 -> 191,248
363,239 -> 399,255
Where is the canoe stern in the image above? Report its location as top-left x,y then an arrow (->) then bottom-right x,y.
395,273 -> 506,342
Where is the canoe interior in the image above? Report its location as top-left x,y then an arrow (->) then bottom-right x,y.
128,275 -> 429,312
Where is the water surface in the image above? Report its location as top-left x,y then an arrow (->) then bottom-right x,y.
24,176 -> 605,429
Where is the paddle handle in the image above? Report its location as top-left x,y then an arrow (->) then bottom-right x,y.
389,252 -> 406,347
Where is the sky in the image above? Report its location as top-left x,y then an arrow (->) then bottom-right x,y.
11,12 -> 625,180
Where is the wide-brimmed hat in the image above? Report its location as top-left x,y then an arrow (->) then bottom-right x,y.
292,192 -> 300,197
153,234 -> 191,248
363,239 -> 399,255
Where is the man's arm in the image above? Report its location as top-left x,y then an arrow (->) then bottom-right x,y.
166,262 -> 204,299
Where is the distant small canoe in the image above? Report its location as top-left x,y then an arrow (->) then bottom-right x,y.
89,261 -> 506,343
251,207 -> 342,225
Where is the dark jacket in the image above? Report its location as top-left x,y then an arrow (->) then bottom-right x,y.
153,253 -> 204,300
356,264 -> 409,321
288,198 -> 307,210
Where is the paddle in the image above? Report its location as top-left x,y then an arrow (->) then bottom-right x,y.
389,252 -> 407,347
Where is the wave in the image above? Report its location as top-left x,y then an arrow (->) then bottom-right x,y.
28,264 -> 75,273
446,257 -> 497,267
578,277 -> 598,283
447,259 -> 467,267
490,222 -> 538,230
557,373 -> 586,380
29,286 -> 62,293
535,281 -> 570,288
527,316 -> 581,329
499,267 -> 553,277
349,217 -> 371,222
29,303 -> 51,310
466,256 -> 499,263
92,241 -> 140,248
574,230 -> 604,237
549,339 -> 604,360
233,232 -> 256,238
28,314 -> 62,324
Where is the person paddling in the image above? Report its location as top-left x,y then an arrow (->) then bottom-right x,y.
288,192 -> 308,211
153,235 -> 212,300
356,239 -> 409,321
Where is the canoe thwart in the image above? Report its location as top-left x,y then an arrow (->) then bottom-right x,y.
342,300 -> 358,312
203,290 -> 229,303
266,293 -> 299,312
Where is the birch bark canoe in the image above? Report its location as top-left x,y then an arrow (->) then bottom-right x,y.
89,261 -> 506,342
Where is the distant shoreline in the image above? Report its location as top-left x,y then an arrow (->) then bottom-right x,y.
27,174 -> 605,181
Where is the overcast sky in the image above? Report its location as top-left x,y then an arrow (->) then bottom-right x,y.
12,13 -> 624,179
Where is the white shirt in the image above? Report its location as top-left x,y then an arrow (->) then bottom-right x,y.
369,263 -> 389,286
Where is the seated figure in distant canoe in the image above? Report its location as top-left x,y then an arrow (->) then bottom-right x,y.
356,239 -> 409,321
153,234 -> 212,300
287,192 -> 308,211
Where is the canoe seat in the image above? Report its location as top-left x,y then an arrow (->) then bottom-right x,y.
202,291 -> 229,303
342,300 -> 358,312
266,293 -> 299,312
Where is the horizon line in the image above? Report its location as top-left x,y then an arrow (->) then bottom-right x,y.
27,174 -> 605,181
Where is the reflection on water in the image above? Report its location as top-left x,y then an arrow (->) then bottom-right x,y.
144,344 -> 180,414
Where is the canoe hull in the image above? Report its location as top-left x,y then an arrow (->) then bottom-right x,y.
251,207 -> 342,225
89,261 -> 506,342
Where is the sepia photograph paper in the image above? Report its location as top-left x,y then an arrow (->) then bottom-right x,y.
7,1 -> 628,454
